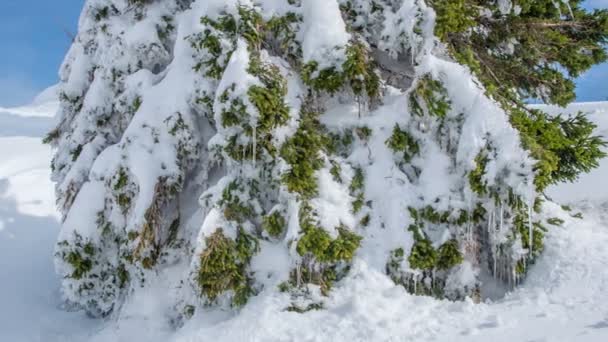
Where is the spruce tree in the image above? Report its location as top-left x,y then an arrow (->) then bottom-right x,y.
48,0 -> 606,319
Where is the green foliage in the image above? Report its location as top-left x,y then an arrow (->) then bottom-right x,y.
469,152 -> 489,195
42,128 -> 60,145
352,193 -> 365,214
408,239 -> 437,270
547,217 -> 565,226
219,181 -> 255,224
349,167 -> 364,193
127,0 -> 150,5
359,214 -> 371,227
430,0 -> 608,107
193,7 -> 264,78
117,194 -> 132,212
116,264 -> 129,288
428,1 -> 608,193
296,205 -> 362,263
183,305 -> 195,319
409,75 -> 451,118
325,130 -> 354,157
405,208 -> 465,272
191,18 -> 232,79
167,112 -> 188,136
223,135 -> 257,163
196,228 -> 258,307
328,227 -> 363,262
156,15 -> 175,41
202,8 -> 292,162
280,110 -> 325,198
71,144 -> 83,162
386,125 -> 419,162
343,42 -> 380,98
262,211 -> 286,238
513,212 -> 545,257
58,234 -> 96,280
386,248 -> 405,276
94,6 -> 110,22
431,0 -> 475,41
219,87 -> 248,127
355,126 -> 372,141
247,61 -> 290,133
193,7 -> 303,80
236,6 -> 264,49
113,168 -> 129,191
285,302 -> 324,313
387,246 -> 454,298
266,12 -> 302,61
329,161 -> 342,183
127,230 -> 139,241
349,167 -> 366,214
512,109 -> 606,190
436,239 -> 463,270
302,42 -> 380,99
409,205 -> 471,227
301,61 -> 344,94
65,250 -> 93,280
130,96 -> 142,115
285,261 -> 344,296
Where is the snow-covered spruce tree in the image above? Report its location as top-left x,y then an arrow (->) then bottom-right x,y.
47,0 -> 606,318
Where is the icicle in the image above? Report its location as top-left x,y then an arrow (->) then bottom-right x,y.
499,203 -> 504,233
466,199 -> 473,244
309,262 -> 314,286
493,251 -> 497,278
511,267 -> 516,289
487,210 -> 492,241
296,263 -> 302,287
528,202 -> 533,256
252,124 -> 257,169
493,203 -> 503,278
410,41 -> 416,66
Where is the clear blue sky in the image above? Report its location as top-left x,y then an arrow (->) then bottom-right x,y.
0,1 -> 83,106
0,1 -> 605,106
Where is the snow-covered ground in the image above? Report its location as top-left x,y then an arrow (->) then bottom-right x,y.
0,88 -> 97,341
1,95 -> 607,341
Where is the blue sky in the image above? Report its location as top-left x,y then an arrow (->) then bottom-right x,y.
0,1 -> 605,106
0,1 -> 83,106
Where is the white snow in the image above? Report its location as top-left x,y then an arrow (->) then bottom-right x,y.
2,91 -> 608,340
300,0 -> 350,66
0,90 -> 98,341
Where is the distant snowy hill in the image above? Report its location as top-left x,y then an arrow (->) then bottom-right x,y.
1,96 -> 607,341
